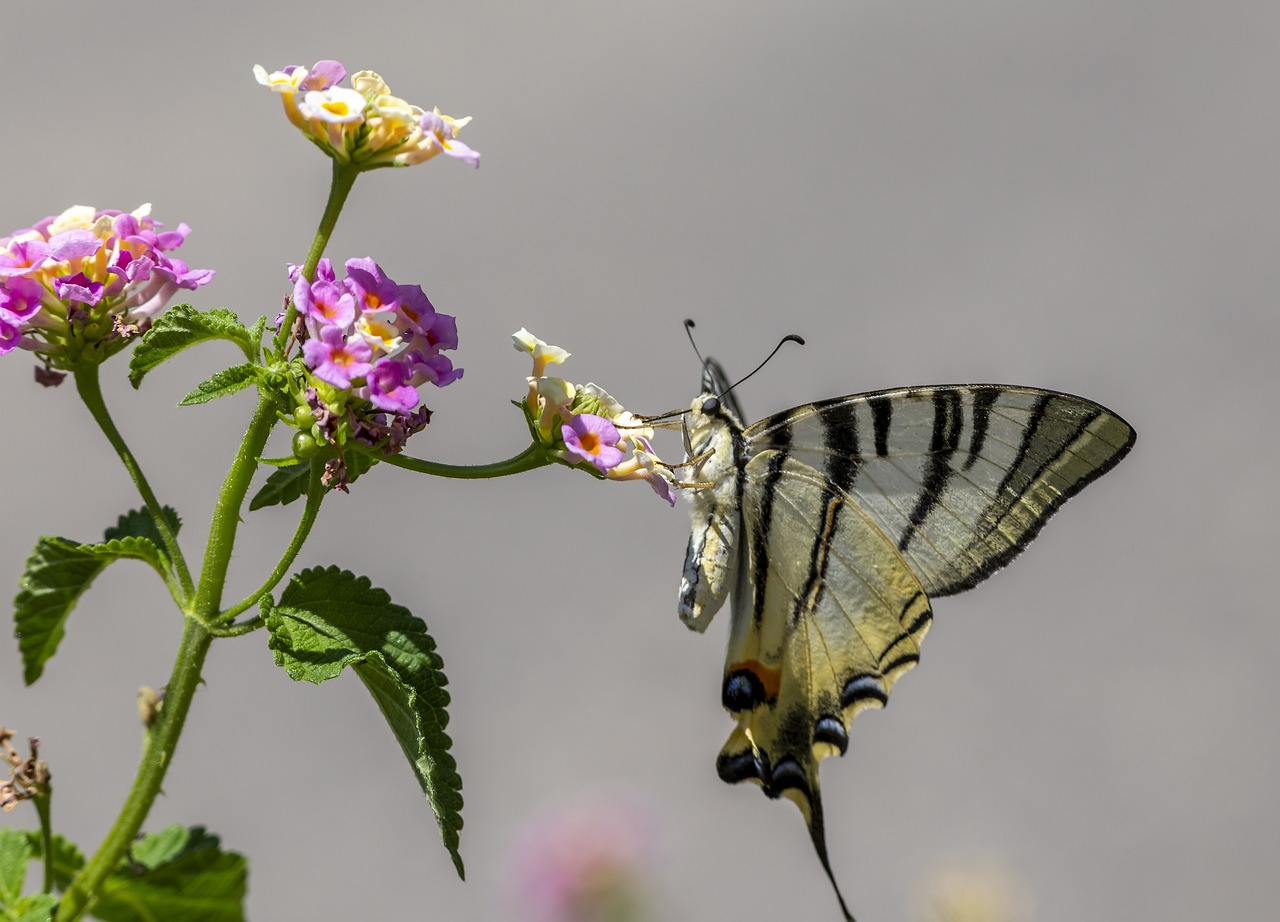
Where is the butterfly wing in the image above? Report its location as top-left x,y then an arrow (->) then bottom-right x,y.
716,444 -> 932,922
743,385 -> 1136,597
706,382 -> 1133,920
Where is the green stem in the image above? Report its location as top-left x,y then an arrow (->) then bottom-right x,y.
193,395 -> 278,618
33,787 -> 53,894
276,163 -> 360,354
74,364 -> 194,601
54,619 -> 212,921
382,442 -> 553,479
55,395 -> 277,922
216,459 -> 326,624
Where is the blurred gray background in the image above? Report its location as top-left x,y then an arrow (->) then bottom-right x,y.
2,1 -> 1276,920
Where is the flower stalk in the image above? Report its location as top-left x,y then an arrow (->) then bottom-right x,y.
54,619 -> 212,922
74,363 -> 194,600
57,394 -> 278,921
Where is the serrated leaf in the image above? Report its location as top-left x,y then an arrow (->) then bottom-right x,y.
14,538 -> 112,686
0,827 -> 33,908
128,306 -> 254,389
247,462 -> 310,511
265,566 -> 463,876
12,892 -> 57,922
91,826 -> 246,922
15,508 -> 177,684
23,832 -> 84,893
178,364 -> 260,407
103,507 -> 182,547
246,316 -> 266,362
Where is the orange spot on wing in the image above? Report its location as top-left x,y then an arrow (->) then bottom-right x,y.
728,659 -> 782,702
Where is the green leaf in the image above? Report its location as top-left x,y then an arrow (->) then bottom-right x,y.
0,828 -> 33,909
265,566 -> 464,876
91,826 -> 246,922
247,462 -> 310,511
11,893 -> 57,922
104,507 -> 182,550
15,508 -> 179,685
246,316 -> 267,363
23,833 -> 84,893
14,538 -> 112,686
178,364 -> 260,407
128,306 -> 255,389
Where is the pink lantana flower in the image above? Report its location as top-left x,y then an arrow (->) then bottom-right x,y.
365,357 -> 420,413
302,324 -> 373,388
0,203 -> 212,382
561,414 -> 626,473
285,258 -> 463,482
515,329 -> 676,505
253,61 -> 479,170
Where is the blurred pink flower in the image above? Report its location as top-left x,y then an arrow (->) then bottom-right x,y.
509,795 -> 660,922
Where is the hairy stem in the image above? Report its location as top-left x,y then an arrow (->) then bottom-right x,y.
55,395 -> 278,921
73,364 -> 193,601
33,787 -> 53,894
217,458 -> 326,624
382,442 -> 553,479
276,163 -> 359,355
54,619 -> 211,921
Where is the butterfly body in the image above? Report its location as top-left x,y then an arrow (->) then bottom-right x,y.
680,359 -> 1135,921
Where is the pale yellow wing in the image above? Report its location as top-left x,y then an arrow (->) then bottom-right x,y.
744,385 -> 1136,597
717,453 -> 932,922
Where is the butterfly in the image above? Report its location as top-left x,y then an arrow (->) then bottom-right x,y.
676,348 -> 1135,921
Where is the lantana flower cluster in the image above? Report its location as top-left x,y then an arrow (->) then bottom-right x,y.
514,329 -> 675,505
286,258 -> 461,480
253,60 -> 479,170
0,204 -> 213,383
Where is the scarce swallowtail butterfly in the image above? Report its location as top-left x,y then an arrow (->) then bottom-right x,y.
676,340 -> 1135,921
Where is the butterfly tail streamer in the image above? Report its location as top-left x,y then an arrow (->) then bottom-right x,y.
804,786 -> 856,922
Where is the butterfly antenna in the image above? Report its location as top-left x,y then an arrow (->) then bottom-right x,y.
683,318 -> 707,365
719,333 -> 805,399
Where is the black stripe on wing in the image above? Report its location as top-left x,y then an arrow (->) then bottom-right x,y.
897,389 -> 963,553
792,401 -> 862,628
750,423 -> 791,627
933,390 -> 1135,596
963,387 -> 1000,471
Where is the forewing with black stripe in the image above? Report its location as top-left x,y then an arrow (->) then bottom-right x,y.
744,384 -> 1136,598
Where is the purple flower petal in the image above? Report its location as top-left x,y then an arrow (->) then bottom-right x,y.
408,351 -> 463,388
366,358 -> 420,412
302,60 -> 347,91
0,239 -> 52,278
302,324 -> 373,388
396,283 -> 436,334
47,229 -> 101,262
346,257 -> 401,314
0,277 -> 46,321
295,276 -> 355,329
561,413 -> 625,472
54,272 -> 103,306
